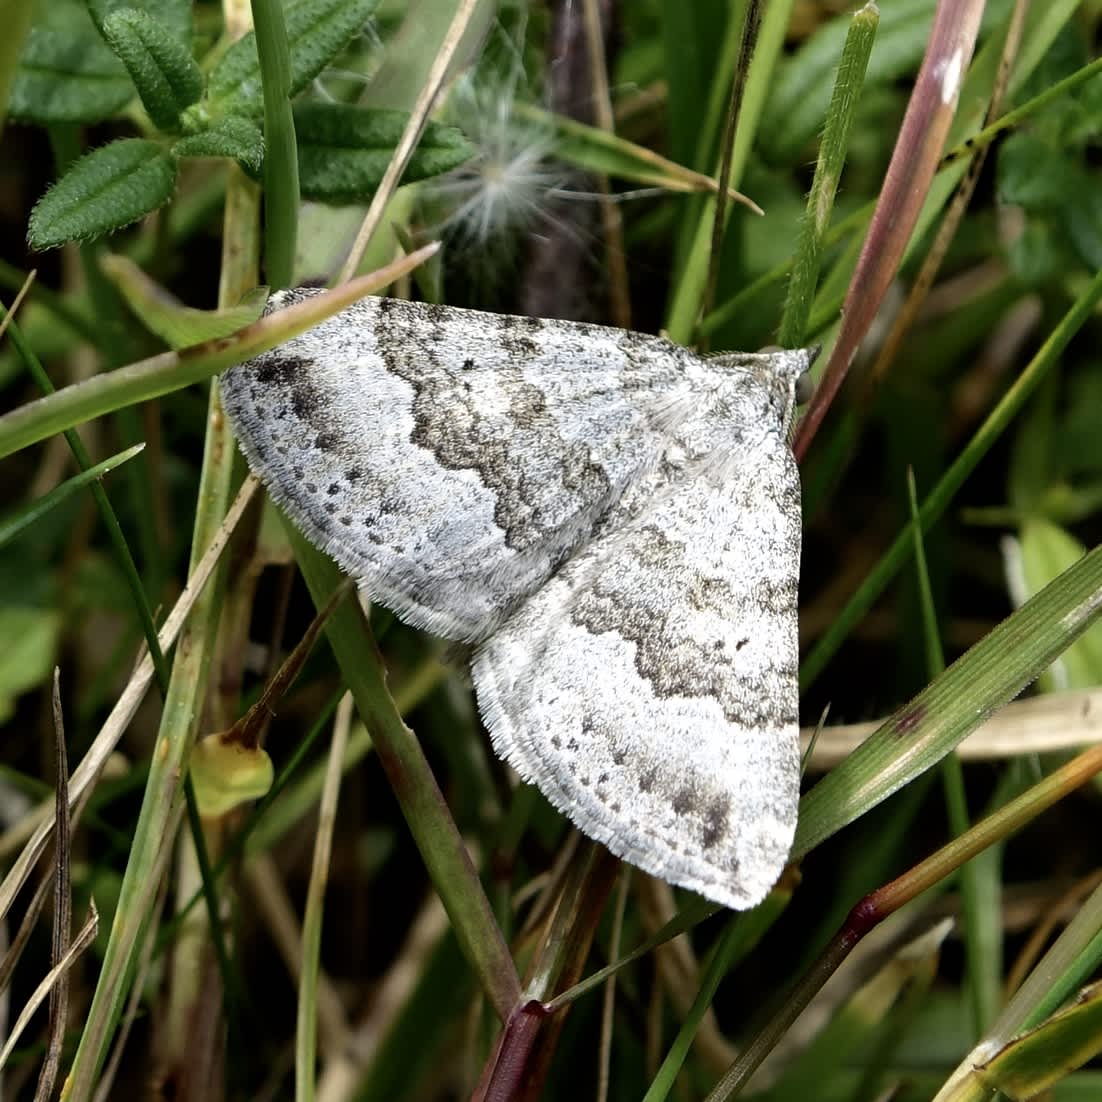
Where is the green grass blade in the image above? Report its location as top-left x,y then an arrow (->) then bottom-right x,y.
0,443 -> 143,547
778,1 -> 877,349
795,541 -> 1102,860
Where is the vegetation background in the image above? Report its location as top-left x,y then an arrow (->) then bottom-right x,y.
1,0 -> 1102,1099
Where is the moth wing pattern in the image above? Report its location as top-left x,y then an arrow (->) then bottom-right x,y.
220,290 -> 697,642
472,445 -> 801,910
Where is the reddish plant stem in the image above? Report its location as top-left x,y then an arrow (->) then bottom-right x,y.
793,0 -> 985,461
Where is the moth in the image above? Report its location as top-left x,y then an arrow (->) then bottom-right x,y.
221,290 -> 811,909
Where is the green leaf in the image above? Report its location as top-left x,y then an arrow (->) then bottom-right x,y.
27,138 -> 178,250
1006,220 -> 1063,288
1013,521 -> 1102,692
794,540 -> 1102,860
293,102 -> 473,204
207,0 -> 380,119
0,606 -> 60,724
1061,175 -> 1102,270
977,980 -> 1102,1100
9,24 -> 132,124
518,103 -> 739,197
0,445 -> 145,549
101,8 -> 203,131
172,116 -> 264,172
190,734 -> 274,818
100,253 -> 267,348
997,132 -> 1072,210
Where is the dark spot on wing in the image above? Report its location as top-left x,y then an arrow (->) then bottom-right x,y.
255,353 -> 309,387
671,785 -> 697,815
700,796 -> 730,849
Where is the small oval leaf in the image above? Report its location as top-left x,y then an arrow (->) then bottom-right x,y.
28,139 -> 178,250
101,8 -> 203,131
173,116 -> 265,173
190,734 -> 274,818
293,102 -> 474,204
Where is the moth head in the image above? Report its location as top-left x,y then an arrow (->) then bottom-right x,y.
706,346 -> 815,439
795,346 -> 819,406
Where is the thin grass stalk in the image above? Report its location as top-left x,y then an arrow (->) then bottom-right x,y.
796,541 -> 1102,858
0,260 -> 101,343
32,673 -> 72,1102
0,477 -> 259,920
867,0 -> 1028,391
92,875 -> 172,1102
0,267 -> 30,342
907,471 -> 991,1033
664,0 -> 796,344
0,864 -> 51,996
697,0 -> 762,341
596,868 -> 630,1102
251,0 -> 298,288
643,886 -> 792,1102
245,854 -> 349,1058
544,895 -> 718,1011
314,895 -> 449,1099
943,53 -> 1102,172
793,0 -> 986,460
778,1 -> 878,349
0,310 -> 169,684
690,0 -> 748,175
296,694 -> 354,1101
0,443 -> 144,546
0,904 -> 98,1073
581,0 -> 631,329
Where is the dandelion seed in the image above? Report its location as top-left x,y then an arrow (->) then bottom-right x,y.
427,70 -> 573,250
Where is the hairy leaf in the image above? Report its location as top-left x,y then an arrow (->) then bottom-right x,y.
101,9 -> 203,131
28,139 -> 177,250
207,0 -> 380,119
293,102 -> 473,204
173,116 -> 264,172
